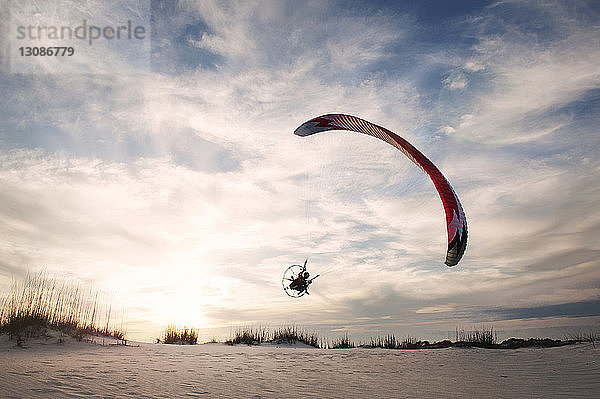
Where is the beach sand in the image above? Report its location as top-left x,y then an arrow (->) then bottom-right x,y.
1,335 -> 598,398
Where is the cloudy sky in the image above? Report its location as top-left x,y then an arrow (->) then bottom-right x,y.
1,0 -> 599,342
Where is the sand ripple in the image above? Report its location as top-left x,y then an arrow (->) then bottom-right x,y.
1,341 -> 598,398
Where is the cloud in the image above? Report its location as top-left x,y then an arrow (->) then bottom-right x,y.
446,2 -> 600,146
1,0 -> 599,341
443,72 -> 468,90
416,305 -> 456,314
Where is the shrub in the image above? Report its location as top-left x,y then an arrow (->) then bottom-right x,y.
158,324 -> 198,345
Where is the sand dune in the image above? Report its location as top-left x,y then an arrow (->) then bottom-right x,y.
1,336 -> 598,398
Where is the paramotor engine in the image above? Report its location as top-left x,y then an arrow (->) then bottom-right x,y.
282,260 -> 319,298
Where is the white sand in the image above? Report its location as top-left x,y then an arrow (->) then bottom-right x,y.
1,335 -> 598,398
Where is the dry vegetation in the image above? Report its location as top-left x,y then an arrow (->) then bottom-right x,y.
454,326 -> 498,347
272,325 -> 322,348
0,272 -> 125,346
157,324 -> 199,345
200,324 -> 596,349
224,325 -> 322,347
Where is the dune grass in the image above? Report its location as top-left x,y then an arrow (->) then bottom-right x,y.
0,271 -> 125,345
329,325 -> 585,350
454,325 -> 498,348
330,332 -> 355,349
328,327 -> 496,349
563,330 -> 599,347
223,325 -> 322,347
226,325 -> 270,345
364,334 -> 433,349
157,324 -> 199,345
272,325 -> 322,348
220,324 -> 587,350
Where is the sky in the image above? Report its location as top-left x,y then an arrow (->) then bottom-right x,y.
1,0 -> 599,343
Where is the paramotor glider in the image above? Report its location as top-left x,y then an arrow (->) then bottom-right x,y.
294,114 -> 467,266
282,260 -> 319,298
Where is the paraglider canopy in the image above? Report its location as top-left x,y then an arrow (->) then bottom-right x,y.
294,113 -> 468,266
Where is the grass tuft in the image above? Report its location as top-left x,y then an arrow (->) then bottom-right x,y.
222,325 -> 322,347
272,324 -> 322,348
563,330 -> 599,347
330,332 -> 355,349
226,326 -> 269,345
455,325 -> 498,348
0,271 -> 125,345
157,324 -> 198,345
